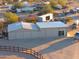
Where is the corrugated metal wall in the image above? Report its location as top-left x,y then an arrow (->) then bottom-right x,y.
8,28 -> 67,40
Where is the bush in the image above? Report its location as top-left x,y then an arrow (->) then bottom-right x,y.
4,12 -> 19,23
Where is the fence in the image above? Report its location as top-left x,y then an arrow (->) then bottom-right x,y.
0,46 -> 44,59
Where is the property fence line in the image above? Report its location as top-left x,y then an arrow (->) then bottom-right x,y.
0,46 -> 44,59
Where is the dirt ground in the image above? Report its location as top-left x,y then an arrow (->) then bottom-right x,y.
0,37 -> 78,59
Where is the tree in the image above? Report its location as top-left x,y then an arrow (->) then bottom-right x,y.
24,15 -> 37,23
4,12 -> 19,23
0,22 -> 4,30
66,17 -> 74,24
40,4 -> 53,14
67,5 -> 73,10
25,0 -> 38,5
58,0 -> 68,7
50,0 -> 58,7
14,2 -> 24,8
2,0 -> 14,4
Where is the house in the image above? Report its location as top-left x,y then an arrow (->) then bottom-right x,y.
16,6 -> 36,13
53,4 -> 62,10
16,8 -> 22,13
8,21 -> 68,40
37,13 -> 53,22
21,7 -> 35,12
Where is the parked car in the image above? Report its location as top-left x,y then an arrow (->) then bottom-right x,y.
74,32 -> 79,40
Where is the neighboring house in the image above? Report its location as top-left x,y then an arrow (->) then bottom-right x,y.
32,3 -> 44,11
16,8 -> 21,13
21,7 -> 35,12
37,13 -> 53,22
8,21 -> 68,40
53,4 -> 62,10
16,6 -> 36,13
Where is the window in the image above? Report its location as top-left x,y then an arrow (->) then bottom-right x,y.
58,31 -> 64,36
46,16 -> 50,20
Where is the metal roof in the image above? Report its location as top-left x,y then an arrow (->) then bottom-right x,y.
8,22 -> 38,32
8,21 -> 67,32
21,7 -> 35,11
36,21 -> 67,28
